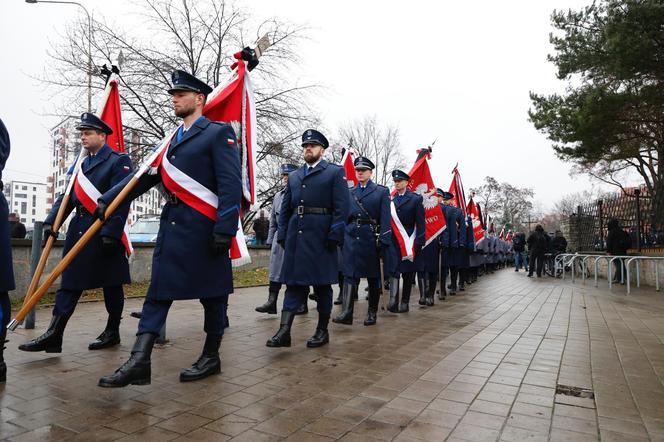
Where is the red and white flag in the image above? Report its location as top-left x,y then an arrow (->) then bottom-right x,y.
139,52 -> 257,266
466,196 -> 485,243
340,148 -> 358,188
391,148 -> 446,260
499,226 -> 505,240
69,77 -> 133,256
448,165 -> 467,217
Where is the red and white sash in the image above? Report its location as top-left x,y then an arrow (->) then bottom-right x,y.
149,133 -> 250,266
390,200 -> 416,262
73,167 -> 133,257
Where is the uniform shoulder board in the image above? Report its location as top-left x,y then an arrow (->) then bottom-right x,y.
377,184 -> 388,189
209,120 -> 230,126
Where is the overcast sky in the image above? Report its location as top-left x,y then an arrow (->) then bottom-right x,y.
0,0 -> 627,211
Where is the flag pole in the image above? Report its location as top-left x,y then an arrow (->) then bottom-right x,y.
9,37 -> 271,331
19,72 -> 120,310
8,175 -> 141,330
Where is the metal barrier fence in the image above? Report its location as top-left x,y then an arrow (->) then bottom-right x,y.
560,186 -> 664,253
552,252 -> 663,295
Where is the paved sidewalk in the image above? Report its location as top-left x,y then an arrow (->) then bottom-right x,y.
2,269 -> 664,441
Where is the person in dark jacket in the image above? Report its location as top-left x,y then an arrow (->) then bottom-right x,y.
19,113 -> 133,355
266,129 -> 349,349
551,230 -> 567,254
96,70 -> 242,387
606,218 -> 631,283
252,211 -> 269,245
0,118 -> 15,383
527,225 -> 548,277
8,213 -> 26,239
512,231 -> 526,272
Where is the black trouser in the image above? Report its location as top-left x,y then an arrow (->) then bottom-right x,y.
612,259 -> 626,282
0,291 -> 10,331
529,252 -> 545,276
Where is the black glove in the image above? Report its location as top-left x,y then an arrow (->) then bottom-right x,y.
93,200 -> 108,221
101,236 -> 120,255
41,224 -> 58,247
240,46 -> 259,71
277,238 -> 285,248
212,233 -> 233,256
325,239 -> 338,252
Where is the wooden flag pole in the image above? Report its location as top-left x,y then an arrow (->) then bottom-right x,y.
20,193 -> 72,308
7,176 -> 139,331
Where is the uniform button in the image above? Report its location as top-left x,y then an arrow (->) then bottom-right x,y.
298,230 -> 303,234
302,184 -> 306,188
171,221 -> 176,225
78,231 -> 82,234
300,200 -> 304,203
356,237 -> 360,240
170,155 -> 175,160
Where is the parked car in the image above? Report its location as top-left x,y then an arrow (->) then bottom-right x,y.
129,216 -> 160,242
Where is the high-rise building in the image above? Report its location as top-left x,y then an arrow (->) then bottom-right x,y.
2,180 -> 48,228
48,117 -> 164,230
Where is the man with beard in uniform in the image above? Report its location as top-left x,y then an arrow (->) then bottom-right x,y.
19,113 -> 133,354
266,129 -> 349,348
386,170 -> 425,313
256,164 -> 310,316
95,70 -> 242,387
0,119 -> 14,382
334,156 -> 391,326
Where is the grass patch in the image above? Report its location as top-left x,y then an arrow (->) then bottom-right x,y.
12,267 -> 268,309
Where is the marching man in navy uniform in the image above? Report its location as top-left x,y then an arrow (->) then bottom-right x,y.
266,129 -> 349,348
437,189 -> 453,300
19,113 -> 133,354
334,156 -> 391,326
386,170 -> 425,313
442,191 -> 466,295
95,70 -> 242,387
0,119 -> 15,382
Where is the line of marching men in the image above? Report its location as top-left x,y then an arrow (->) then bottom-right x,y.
0,70 -> 511,388
255,132 -> 514,348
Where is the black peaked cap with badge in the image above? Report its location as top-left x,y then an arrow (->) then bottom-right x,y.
301,129 -> 329,149
76,112 -> 113,135
392,169 -> 410,181
168,70 -> 213,96
354,156 -> 375,170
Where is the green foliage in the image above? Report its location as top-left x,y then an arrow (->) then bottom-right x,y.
529,0 -> 664,208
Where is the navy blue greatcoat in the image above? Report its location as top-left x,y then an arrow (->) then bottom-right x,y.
342,181 -> 392,279
387,191 -> 425,276
47,144 -> 132,290
278,160 -> 349,286
445,205 -> 466,267
463,217 -> 475,267
0,119 -> 14,292
101,117 -> 242,300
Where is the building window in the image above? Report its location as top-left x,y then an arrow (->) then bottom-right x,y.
21,202 -> 27,214
22,185 -> 27,190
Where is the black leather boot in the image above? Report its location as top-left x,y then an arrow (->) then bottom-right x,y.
418,274 -> 427,306
387,277 -> 400,313
256,286 -> 279,314
399,274 -> 413,313
89,314 -> 121,350
18,315 -> 68,353
332,282 -> 355,325
180,335 -> 222,382
266,310 -> 295,347
364,287 -> 380,326
307,313 -> 329,348
426,275 -> 436,306
98,333 -> 156,388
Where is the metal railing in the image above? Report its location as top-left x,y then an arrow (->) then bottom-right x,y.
625,256 -> 664,294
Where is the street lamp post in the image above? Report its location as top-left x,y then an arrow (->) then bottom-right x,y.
26,0 -> 93,112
